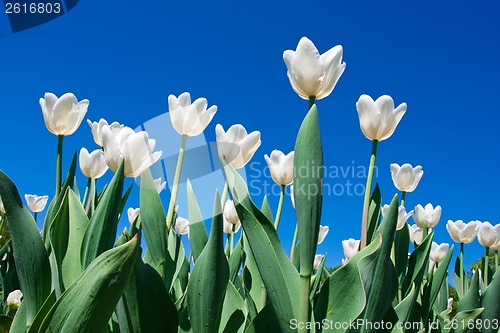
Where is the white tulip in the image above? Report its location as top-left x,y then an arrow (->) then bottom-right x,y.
215,124 -> 261,169
175,217 -> 190,236
447,298 -> 453,310
430,242 -> 449,263
317,225 -> 329,245
168,92 -> 217,137
412,203 -> 442,228
101,125 -> 162,177
477,222 -> 500,248
490,238 -> 500,251
342,238 -> 360,260
223,200 -> 240,225
381,205 -> 413,230
264,150 -> 294,186
87,119 -> 125,147
313,254 -> 324,270
24,194 -> 49,213
127,208 -> 140,224
341,258 -> 348,266
223,218 -> 241,235
7,290 -> 22,309
390,163 -> 424,192
40,92 -> 89,136
154,178 -> 166,194
446,220 -> 479,244
79,148 -> 108,179
283,37 -> 346,100
408,224 -> 432,245
356,94 -> 407,141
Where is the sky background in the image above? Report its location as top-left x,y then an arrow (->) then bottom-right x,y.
0,0 -> 499,272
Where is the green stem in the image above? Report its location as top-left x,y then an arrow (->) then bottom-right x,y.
230,225 -> 235,256
460,243 -> 464,298
90,176 -> 96,215
484,247 -> 490,288
290,223 -> 299,261
221,181 -> 229,206
309,96 -> 316,109
274,185 -> 285,230
82,177 -> 91,207
401,191 -> 407,207
56,135 -> 64,196
495,251 -> 498,273
298,275 -> 311,333
360,140 -> 378,249
166,135 -> 188,229
33,212 -> 37,223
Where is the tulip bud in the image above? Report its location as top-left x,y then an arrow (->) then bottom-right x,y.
412,203 -> 442,228
313,254 -> 324,270
390,163 -> 424,192
127,207 -> 140,224
342,238 -> 360,260
223,200 -> 240,225
175,217 -> 190,236
79,148 -> 108,179
381,205 -> 413,230
317,225 -> 329,245
154,178 -> 166,194
7,290 -> 23,310
446,220 -> 479,244
223,218 -> 241,235
409,224 -> 432,245
264,150 -> 294,186
215,124 -> 261,169
168,92 -> 218,137
447,298 -> 454,310
430,241 -> 449,263
24,194 -> 49,213
356,94 -> 407,141
477,221 -> 500,248
283,37 -> 346,100
87,119 -> 124,147
40,92 -> 89,136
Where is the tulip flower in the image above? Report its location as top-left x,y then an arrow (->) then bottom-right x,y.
317,225 -> 329,245
356,94 -> 407,141
7,290 -> 22,310
342,238 -> 360,260
40,92 -> 89,136
313,254 -> 324,270
430,241 -> 449,264
447,298 -> 453,310
175,217 -> 190,236
0,196 -> 5,214
215,124 -> 261,169
101,125 -> 162,177
341,258 -> 348,266
154,178 -> 166,194
168,92 -> 217,137
127,208 -> 140,224
283,37 -> 346,101
223,218 -> 241,235
390,163 -> 424,193
381,205 -> 413,230
412,203 -> 442,228
477,221 -> 500,248
408,224 -> 431,245
79,148 -> 108,179
87,119 -> 124,147
223,200 -> 240,225
24,194 -> 49,213
264,150 -> 294,186
446,220 -> 479,244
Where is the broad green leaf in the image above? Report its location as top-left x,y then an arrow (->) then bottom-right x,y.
293,104 -> 323,278
453,308 -> 484,333
457,269 -> 480,312
310,254 -> 326,302
481,270 -> 500,332
219,281 -> 246,333
81,161 -> 125,269
167,228 -> 189,298
186,191 -> 229,333
228,238 -> 243,284
26,291 -> 56,333
242,234 -> 266,312
0,315 -> 12,333
39,236 -> 139,333
395,223 -> 410,287
366,184 -> 381,245
394,283 -> 418,326
402,232 -> 433,297
0,170 -> 51,327
260,196 -> 273,222
9,302 -> 27,333
244,302 -> 282,333
187,179 -> 208,263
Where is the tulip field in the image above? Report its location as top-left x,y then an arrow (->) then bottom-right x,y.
0,36 -> 499,333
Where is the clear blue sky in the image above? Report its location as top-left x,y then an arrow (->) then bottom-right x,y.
1,0 -> 499,271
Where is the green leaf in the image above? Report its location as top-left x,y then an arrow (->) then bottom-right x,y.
480,270 -> 500,332
394,283 -> 419,326
219,281 -> 246,333
402,232 -> 433,297
0,170 -> 51,327
260,196 -> 273,222
228,238 -> 243,284
186,191 -> 229,333
0,315 -> 12,333
187,179 -> 208,263
39,236 -> 139,333
453,308 -> 484,333
457,269 -> 480,312
245,302 -> 282,333
366,184 -> 381,245
293,104 -> 323,277
394,223 -> 410,287
242,234 -> 266,312
81,161 -> 125,269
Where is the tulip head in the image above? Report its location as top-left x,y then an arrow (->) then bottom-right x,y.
40,92 -> 89,136
317,225 -> 329,245
168,92 -> 217,137
7,290 -> 22,310
342,238 -> 360,260
154,178 -> 166,194
313,254 -> 324,270
223,218 -> 241,235
283,37 -> 346,100
24,194 -> 49,213
390,163 -> 424,192
477,221 -> 500,248
412,203 -> 442,228
446,220 -> 479,244
430,241 -> 449,263
381,204 -> 413,230
175,217 -> 190,236
223,200 -> 240,225
409,224 -> 431,245
264,150 -> 294,186
79,148 -> 108,179
215,124 -> 261,169
87,119 -> 125,147
127,207 -> 140,224
356,94 -> 407,141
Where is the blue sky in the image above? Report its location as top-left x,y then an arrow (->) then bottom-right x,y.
0,0 -> 499,271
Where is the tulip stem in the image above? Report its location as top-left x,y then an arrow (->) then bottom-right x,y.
401,191 -> 406,207
221,181 -> 229,206
33,212 -> 37,223
91,176 -> 96,215
460,243 -> 464,298
309,96 -> 316,109
82,177 -> 91,207
495,251 -> 498,273
166,135 -> 188,230
55,135 -> 64,196
290,223 -> 299,261
298,275 -> 311,333
484,247 -> 490,288
274,185 -> 285,230
230,225 -> 235,256
360,140 -> 378,249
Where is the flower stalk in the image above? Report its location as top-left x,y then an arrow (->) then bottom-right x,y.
166,134 -> 188,229
56,135 -> 64,196
360,139 -> 378,249
274,185 -> 285,230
